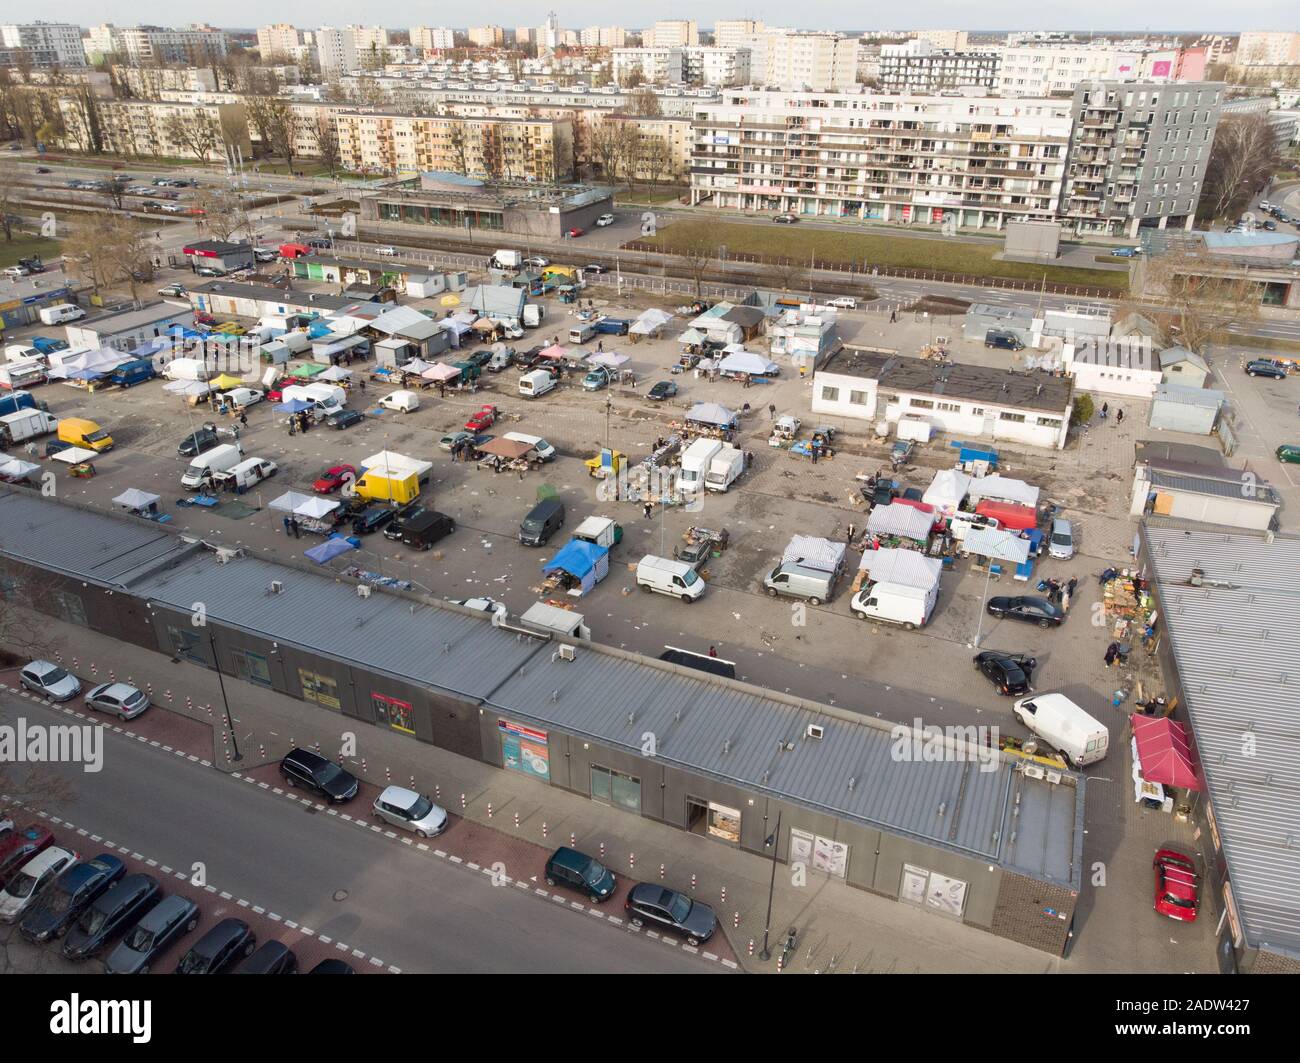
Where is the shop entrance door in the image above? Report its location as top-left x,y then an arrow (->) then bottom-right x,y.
685,796 -> 708,836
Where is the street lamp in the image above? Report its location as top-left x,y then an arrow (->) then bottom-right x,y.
604,396 -> 612,448
759,810 -> 782,961
208,628 -> 242,762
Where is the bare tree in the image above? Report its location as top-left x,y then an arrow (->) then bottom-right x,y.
314,114 -> 341,177
447,125 -> 469,175
1199,114 -> 1280,223
192,187 -> 245,243
165,111 -> 221,163
628,87 -> 662,117
589,120 -> 625,184
100,176 -> 129,211
1128,246 -> 1261,353
639,134 -> 673,187
0,169 -> 20,242
679,238 -> 713,299
768,258 -> 807,292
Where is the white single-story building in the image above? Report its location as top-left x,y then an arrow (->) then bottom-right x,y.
1130,456 -> 1280,529
1148,384 -> 1223,434
64,302 -> 194,354
1158,347 -> 1211,389
1062,338 -> 1163,398
811,348 -> 1073,450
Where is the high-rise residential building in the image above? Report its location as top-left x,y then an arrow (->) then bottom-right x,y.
411,27 -> 456,52
910,30 -> 969,51
316,27 -> 359,74
613,45 -> 750,87
1062,80 -> 1223,238
644,20 -> 699,49
468,26 -> 506,49
612,47 -> 684,85
998,45 -> 1204,97
515,27 -> 534,47
878,40 -> 1001,93
1236,31 -> 1300,67
85,24 -> 229,65
257,24 -> 304,58
581,27 -> 627,49
744,30 -> 858,91
713,20 -> 764,50
537,14 -> 561,54
348,26 -> 390,51
0,22 -> 87,67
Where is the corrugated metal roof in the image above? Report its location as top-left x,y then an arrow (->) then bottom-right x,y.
0,490 -> 197,587
1149,470 -> 1278,505
1153,385 -> 1223,409
1143,522 -> 1300,958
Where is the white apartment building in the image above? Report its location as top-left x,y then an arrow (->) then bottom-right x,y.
86,24 -> 229,65
714,20 -> 764,50
690,89 -> 1074,230
257,24 -> 304,57
612,47 -> 684,85
879,41 -> 1001,93
644,20 -> 699,48
684,47 -> 751,87
1236,31 -> 1300,67
0,22 -> 86,67
742,30 -> 858,91
468,26 -> 505,49
910,31 -> 969,51
348,26 -> 389,51
316,27 -> 359,74
999,46 -> 1140,96
411,27 -> 456,52
580,27 -> 627,49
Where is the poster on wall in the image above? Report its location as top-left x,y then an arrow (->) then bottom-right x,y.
900,864 -> 928,906
499,719 -> 550,781
812,835 -> 849,879
707,802 -> 741,843
372,692 -> 415,735
925,871 -> 969,918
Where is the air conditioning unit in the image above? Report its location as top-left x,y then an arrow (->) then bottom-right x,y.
357,584 -> 371,598
269,580 -> 283,594
557,644 -> 576,661
806,723 -> 824,740
1023,765 -> 1045,780
1045,770 -> 1063,785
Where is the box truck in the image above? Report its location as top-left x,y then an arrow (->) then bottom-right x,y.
181,443 -> 243,489
704,444 -> 744,492
0,409 -> 58,445
678,438 -> 722,496
636,556 -> 705,602
572,516 -> 622,549
490,249 -> 522,271
1011,692 -> 1109,767
57,417 -> 113,452
352,467 -> 419,505
849,580 -> 936,630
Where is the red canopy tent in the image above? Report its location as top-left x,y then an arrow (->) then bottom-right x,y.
1131,714 -> 1204,791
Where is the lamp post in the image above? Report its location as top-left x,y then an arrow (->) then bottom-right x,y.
208,628 -> 242,761
604,396 -> 612,448
759,810 -> 782,961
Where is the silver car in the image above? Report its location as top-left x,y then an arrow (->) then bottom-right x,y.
85,682 -> 151,721
0,846 -> 77,923
19,660 -> 82,702
372,786 -> 448,838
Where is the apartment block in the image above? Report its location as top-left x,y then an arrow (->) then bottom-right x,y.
879,41 -> 1001,93
257,24 -> 304,57
316,28 -> 359,74
714,20 -> 765,50
580,26 -> 627,48
1236,31 -> 1300,67
334,111 -> 573,182
348,26 -> 390,51
910,31 -> 969,51
689,89 -> 1074,229
998,45 -> 1205,98
644,20 -> 699,48
468,26 -> 506,49
86,24 -> 230,65
0,22 -> 86,67
684,47 -> 751,87
411,27 -> 456,52
743,30 -> 858,91
1061,81 -> 1223,238
36,96 -> 251,160
592,112 -> 692,180
114,65 -> 220,97
612,47 -> 684,85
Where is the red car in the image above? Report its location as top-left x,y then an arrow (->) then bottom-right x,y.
567,227 -> 584,238
0,823 -> 54,889
313,464 -> 356,493
464,404 -> 499,431
1153,848 -> 1200,922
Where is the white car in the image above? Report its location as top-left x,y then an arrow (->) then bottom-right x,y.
827,297 -> 857,309
596,213 -> 615,227
84,682 -> 151,721
3,265 -> 30,279
19,660 -> 81,702
372,786 -> 449,838
375,245 -> 398,257
454,596 -> 508,618
524,255 -> 550,269
0,846 -> 77,924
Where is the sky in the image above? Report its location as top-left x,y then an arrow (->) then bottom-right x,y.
38,4 -> 1298,33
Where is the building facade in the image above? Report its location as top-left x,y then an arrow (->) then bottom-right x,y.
878,41 -> 1002,93
256,24 -> 304,57
1236,31 -> 1300,67
744,30 -> 858,91
86,24 -> 229,65
643,20 -> 698,48
411,27 -> 456,52
468,26 -> 506,49
316,27 -> 359,74
0,22 -> 86,67
612,47 -> 684,85
714,20 -> 765,50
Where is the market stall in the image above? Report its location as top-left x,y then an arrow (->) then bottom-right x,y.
476,436 -> 537,473
921,468 -> 972,519
305,535 -> 358,564
853,546 -> 943,594
717,350 -> 779,381
112,488 -> 162,519
162,379 -> 213,404
682,402 -> 737,441
0,456 -> 41,484
318,365 -> 353,384
540,539 -> 610,597
783,535 -> 846,574
586,351 -> 630,371
864,503 -> 934,550
629,308 -> 673,342
967,474 -> 1040,509
1130,715 -> 1203,813
421,363 -> 462,387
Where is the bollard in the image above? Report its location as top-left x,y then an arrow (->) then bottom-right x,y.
461,793 -> 467,810
361,759 -> 367,774
435,785 -> 440,801
748,938 -> 754,957
385,766 -> 391,781
733,911 -> 740,929
721,885 -> 727,905
659,863 -> 665,880
542,821 -> 549,838
599,842 -> 605,860
514,811 -> 519,829
258,744 -> 265,759
629,852 -> 635,870
690,873 -> 697,892
570,832 -> 576,847
90,662 -> 97,675
487,802 -> 493,819
777,953 -> 784,973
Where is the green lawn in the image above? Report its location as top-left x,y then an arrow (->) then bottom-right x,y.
0,234 -> 62,269
615,186 -> 688,206
640,219 -> 1129,292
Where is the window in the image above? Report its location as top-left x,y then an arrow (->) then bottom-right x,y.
232,650 -> 271,687
298,668 -> 341,710
849,389 -> 869,405
908,398 -> 934,410
166,624 -> 204,664
50,591 -> 88,627
590,765 -> 641,812
936,401 -> 961,413
999,411 -> 1026,423
820,385 -> 839,402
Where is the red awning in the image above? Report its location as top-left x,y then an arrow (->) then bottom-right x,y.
1131,714 -> 1204,791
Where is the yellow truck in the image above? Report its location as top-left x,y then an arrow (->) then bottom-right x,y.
352,468 -> 420,505
542,265 -> 579,282
57,416 -> 114,452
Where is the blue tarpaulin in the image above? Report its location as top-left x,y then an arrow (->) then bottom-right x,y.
274,399 -> 313,413
304,536 -> 357,564
542,538 -> 610,595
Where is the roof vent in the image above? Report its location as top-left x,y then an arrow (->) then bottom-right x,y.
847,776 -> 855,791
357,584 -> 371,598
806,723 -> 824,740
269,580 -> 283,594
550,689 -> 559,703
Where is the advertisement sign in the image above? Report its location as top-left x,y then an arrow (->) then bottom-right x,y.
499,719 -> 550,780
1150,60 -> 1172,77
372,692 -> 415,735
792,828 -> 848,878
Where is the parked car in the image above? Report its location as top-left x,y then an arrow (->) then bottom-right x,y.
178,423 -> 220,457
1245,359 -> 1287,379
104,894 -> 200,974
351,506 -> 396,536
774,213 -> 799,224
34,166 -> 50,174
253,248 -> 279,262
1277,444 -> 1300,464
826,296 -> 857,309
279,747 -> 359,803
0,826 -> 54,889
973,651 -> 1036,696
583,263 -> 607,275
464,404 -> 499,431
582,366 -> 611,392
545,846 -> 616,903
439,431 -> 476,451
308,959 -> 354,974
84,682 -> 150,721
176,917 -> 255,973
648,381 -> 679,401
62,874 -> 161,960
19,854 -> 126,944
375,245 -> 398,257
1047,517 -> 1075,560
157,283 -> 187,297
625,883 -> 717,945
195,266 -> 222,277
19,660 -> 81,702
524,255 -> 550,269
0,846 -> 77,923
1109,246 -> 1143,257
986,595 -> 1064,628
233,939 -> 298,973
326,409 -> 364,430
313,464 -> 356,493
372,786 -> 448,838
595,213 -> 615,227
1153,849 -> 1200,922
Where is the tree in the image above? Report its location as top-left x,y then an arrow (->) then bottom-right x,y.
1070,394 -> 1095,427
258,99 -> 299,171
0,169 -> 20,242
314,115 -> 341,177
628,87 -> 662,117
679,238 -> 713,299
447,125 -> 469,175
639,134 -> 673,187
192,187 -> 246,243
165,111 -> 221,163
1128,246 -> 1262,353
63,215 -> 155,299
619,68 -> 646,89
768,258 -> 807,292
100,176 -> 129,211
1199,114 -> 1279,223
589,120 -> 626,183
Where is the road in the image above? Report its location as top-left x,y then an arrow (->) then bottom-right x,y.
0,691 -> 718,974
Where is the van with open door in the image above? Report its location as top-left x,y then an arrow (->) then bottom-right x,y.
1011,692 -> 1109,766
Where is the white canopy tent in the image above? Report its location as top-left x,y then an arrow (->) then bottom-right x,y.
865,503 -> 934,542
162,378 -> 211,397
0,456 -> 41,480
586,351 -> 630,369
856,547 -> 943,592
51,447 -> 99,464
295,496 -> 340,520
781,535 -> 846,574
422,363 -> 461,382
400,357 -> 438,375
318,366 -> 352,382
686,402 -> 737,427
630,308 -> 672,336
718,350 -> 778,376
922,469 -> 972,516
269,490 -> 317,513
963,527 -> 1031,565
967,475 -> 1039,509
112,488 -> 160,510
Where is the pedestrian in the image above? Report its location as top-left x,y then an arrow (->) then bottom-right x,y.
1116,408 -> 1124,424
811,442 -> 819,465
743,375 -> 751,389
745,450 -> 754,470
768,403 -> 776,420
889,308 -> 897,324
597,339 -> 603,352
1101,402 -> 1109,419
283,516 -> 292,535
708,646 -> 717,658
799,365 -> 807,380
239,411 -> 247,426
1067,576 -> 1078,600
643,500 -> 653,519
288,418 -> 297,436
359,378 -> 366,392
847,522 -> 856,543
1104,642 -> 1120,667
291,517 -> 301,539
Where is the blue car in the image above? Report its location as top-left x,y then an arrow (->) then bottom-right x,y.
18,854 -> 126,943
1110,247 -> 1142,257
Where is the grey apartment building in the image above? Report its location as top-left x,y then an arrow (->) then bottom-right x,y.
1062,80 -> 1223,238
878,49 -> 1002,94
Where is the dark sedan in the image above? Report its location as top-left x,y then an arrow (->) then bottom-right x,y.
986,596 -> 1064,628
624,883 -> 717,946
648,381 -> 678,401
233,939 -> 298,973
104,894 -> 200,974
351,506 -> 396,535
176,917 -> 255,973
62,874 -> 161,960
19,854 -> 126,944
973,651 -> 1037,696
1244,359 -> 1287,379
327,409 -> 364,430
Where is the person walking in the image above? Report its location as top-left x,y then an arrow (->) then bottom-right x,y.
239,411 -> 248,426
768,403 -> 777,420
846,522 -> 856,543
1116,408 -> 1124,424
1100,402 -> 1108,419
1104,642 -> 1120,667
290,517 -> 301,539
359,379 -> 366,392
288,418 -> 297,436
283,516 -> 292,536
643,500 -> 653,519
889,308 -> 897,324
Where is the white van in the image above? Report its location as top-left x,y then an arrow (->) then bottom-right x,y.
181,442 -> 243,489
38,303 -> 85,326
379,390 -> 420,414
522,304 -> 544,328
487,347 -> 514,372
636,556 -> 705,602
221,387 -> 263,410
569,323 -> 596,344
502,431 -> 556,462
519,369 -> 556,399
849,580 -> 935,629
216,457 -> 277,493
1011,692 -> 1109,767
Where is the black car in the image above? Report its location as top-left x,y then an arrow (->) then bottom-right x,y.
351,506 -> 396,536
463,349 -> 494,370
233,939 -> 298,974
327,409 -> 364,430
625,883 -> 717,945
973,651 -> 1037,696
583,264 -> 607,275
870,480 -> 899,508
62,874 -> 161,961
35,166 -> 50,174
513,346 -> 546,368
104,894 -> 200,974
648,381 -> 678,401
400,510 -> 455,550
986,596 -> 1064,628
19,854 -> 126,944
279,747 -> 359,803
382,501 -> 427,541
545,847 -> 616,903
308,958 -> 354,974
307,238 -> 331,250
176,917 -> 255,973
1245,359 -> 1287,380
178,423 -> 220,457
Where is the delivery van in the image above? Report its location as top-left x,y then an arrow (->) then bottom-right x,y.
763,561 -> 839,606
181,442 -> 243,489
519,497 -> 565,546
636,556 -> 705,602
849,580 -> 936,630
1011,692 -> 1109,767
503,432 -> 556,462
568,323 -> 596,344
57,417 -> 114,452
38,303 -> 85,326
378,390 -> 420,414
0,409 -> 58,445
107,359 -> 157,388
519,369 -> 556,399
522,304 -> 544,328
353,467 -> 420,505
400,510 -> 456,550
215,457 -> 277,494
